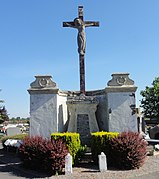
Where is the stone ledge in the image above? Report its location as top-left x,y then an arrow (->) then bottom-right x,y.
67,94 -> 99,104
105,86 -> 137,93
28,88 -> 59,94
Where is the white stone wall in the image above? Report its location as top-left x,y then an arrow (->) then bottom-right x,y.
95,94 -> 108,131
106,73 -> 138,133
107,92 -> 137,132
30,93 -> 58,138
57,94 -> 68,132
28,73 -> 138,138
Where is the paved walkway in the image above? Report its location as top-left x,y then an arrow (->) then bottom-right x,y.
0,144 -> 51,178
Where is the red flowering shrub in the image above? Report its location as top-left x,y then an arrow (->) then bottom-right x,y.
109,131 -> 148,170
18,136 -> 69,175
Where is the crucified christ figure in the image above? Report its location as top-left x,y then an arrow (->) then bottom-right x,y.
63,6 -> 99,94
64,17 -> 97,55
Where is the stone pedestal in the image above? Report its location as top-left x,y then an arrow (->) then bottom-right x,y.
106,73 -> 138,132
28,75 -> 68,139
67,95 -> 99,145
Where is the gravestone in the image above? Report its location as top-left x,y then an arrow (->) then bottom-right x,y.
4,139 -> 22,148
149,126 -> 159,139
77,114 -> 89,138
6,127 -> 22,136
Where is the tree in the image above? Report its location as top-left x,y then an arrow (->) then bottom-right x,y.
140,77 -> 159,119
0,106 -> 9,124
0,90 -> 9,124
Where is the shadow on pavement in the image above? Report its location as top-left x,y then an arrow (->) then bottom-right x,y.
0,148 -> 52,178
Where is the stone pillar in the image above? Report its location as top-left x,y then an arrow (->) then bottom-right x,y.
67,94 -> 99,145
106,73 -> 138,132
28,75 -> 60,138
98,152 -> 107,172
65,153 -> 72,175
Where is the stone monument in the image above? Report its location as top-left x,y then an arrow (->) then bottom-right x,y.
63,6 -> 99,145
28,6 -> 138,142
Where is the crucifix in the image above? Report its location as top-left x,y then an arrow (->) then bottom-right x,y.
63,6 -> 99,94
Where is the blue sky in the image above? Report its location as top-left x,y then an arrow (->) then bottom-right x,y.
0,0 -> 159,118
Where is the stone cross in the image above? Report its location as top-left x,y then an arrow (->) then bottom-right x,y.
63,6 -> 99,94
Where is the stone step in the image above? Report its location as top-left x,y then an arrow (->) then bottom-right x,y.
85,147 -> 91,153
78,147 -> 93,163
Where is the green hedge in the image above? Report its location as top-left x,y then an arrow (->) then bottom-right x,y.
91,131 -> 119,163
51,132 -> 81,164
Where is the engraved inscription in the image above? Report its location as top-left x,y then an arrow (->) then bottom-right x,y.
77,114 -> 90,144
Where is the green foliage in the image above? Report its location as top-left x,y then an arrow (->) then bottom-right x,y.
0,106 -> 9,124
109,131 -> 148,170
0,134 -> 4,140
1,133 -> 28,147
9,117 -> 30,123
140,77 -> 159,118
0,91 -> 9,124
51,132 -> 81,164
19,136 -> 69,175
91,131 -> 119,163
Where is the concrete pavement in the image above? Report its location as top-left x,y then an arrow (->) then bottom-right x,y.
0,143 -> 51,179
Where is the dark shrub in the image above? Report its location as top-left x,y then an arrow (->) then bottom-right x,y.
109,131 -> 148,170
19,136 -> 69,175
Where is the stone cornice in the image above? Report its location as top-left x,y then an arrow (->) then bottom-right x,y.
107,73 -> 134,86
67,94 -> 99,104
28,88 -> 59,94
58,90 -> 69,97
30,75 -> 57,89
28,75 -> 59,94
105,86 -> 137,93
